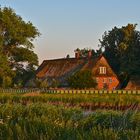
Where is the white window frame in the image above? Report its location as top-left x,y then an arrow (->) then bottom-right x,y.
109,78 -> 112,83
99,67 -> 106,74
103,78 -> 107,83
96,78 -> 99,83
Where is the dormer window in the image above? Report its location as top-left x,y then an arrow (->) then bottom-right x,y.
99,67 -> 106,74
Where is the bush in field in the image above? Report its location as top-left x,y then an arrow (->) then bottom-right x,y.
68,70 -> 97,89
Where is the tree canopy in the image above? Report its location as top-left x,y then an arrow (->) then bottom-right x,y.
68,70 -> 97,89
99,24 -> 140,77
74,48 -> 98,58
0,7 -> 40,87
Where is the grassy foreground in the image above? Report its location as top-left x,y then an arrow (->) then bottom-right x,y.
0,93 -> 139,140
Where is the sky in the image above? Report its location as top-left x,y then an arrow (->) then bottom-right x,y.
1,0 -> 140,64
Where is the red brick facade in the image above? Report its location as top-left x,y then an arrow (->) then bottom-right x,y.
96,76 -> 119,90
92,56 -> 119,90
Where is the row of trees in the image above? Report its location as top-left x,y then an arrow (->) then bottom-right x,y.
0,7 -> 40,87
0,6 -> 140,88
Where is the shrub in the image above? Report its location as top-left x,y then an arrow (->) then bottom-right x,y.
68,70 -> 97,89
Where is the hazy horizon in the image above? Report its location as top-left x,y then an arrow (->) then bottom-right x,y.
1,0 -> 140,64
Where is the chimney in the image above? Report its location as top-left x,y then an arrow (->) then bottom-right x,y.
88,50 -> 92,59
75,51 -> 80,59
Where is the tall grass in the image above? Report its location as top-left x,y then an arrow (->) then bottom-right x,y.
0,93 -> 139,110
0,93 -> 139,139
0,103 -> 139,140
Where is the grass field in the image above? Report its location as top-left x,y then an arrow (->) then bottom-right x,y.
0,93 -> 139,140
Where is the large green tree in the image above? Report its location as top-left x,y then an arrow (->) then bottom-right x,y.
68,70 -> 97,89
0,7 -> 40,87
99,24 -> 140,77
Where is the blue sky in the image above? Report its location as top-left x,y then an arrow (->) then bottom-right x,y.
1,0 -> 140,63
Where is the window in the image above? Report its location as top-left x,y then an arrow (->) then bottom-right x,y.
99,67 -> 106,74
113,87 -> 116,90
96,78 -> 99,82
103,78 -> 107,83
109,78 -> 112,83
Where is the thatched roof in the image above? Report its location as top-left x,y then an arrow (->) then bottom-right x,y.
36,58 -> 87,78
37,54 -> 119,77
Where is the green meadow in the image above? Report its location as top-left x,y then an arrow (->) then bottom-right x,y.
0,93 -> 139,140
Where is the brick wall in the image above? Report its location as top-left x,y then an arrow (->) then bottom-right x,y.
96,77 -> 119,90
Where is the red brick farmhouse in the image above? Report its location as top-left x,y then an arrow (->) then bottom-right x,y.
36,51 -> 120,90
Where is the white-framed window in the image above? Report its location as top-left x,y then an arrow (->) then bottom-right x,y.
113,87 -> 116,90
103,78 -> 107,83
96,78 -> 99,83
109,78 -> 112,83
99,67 -> 106,74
